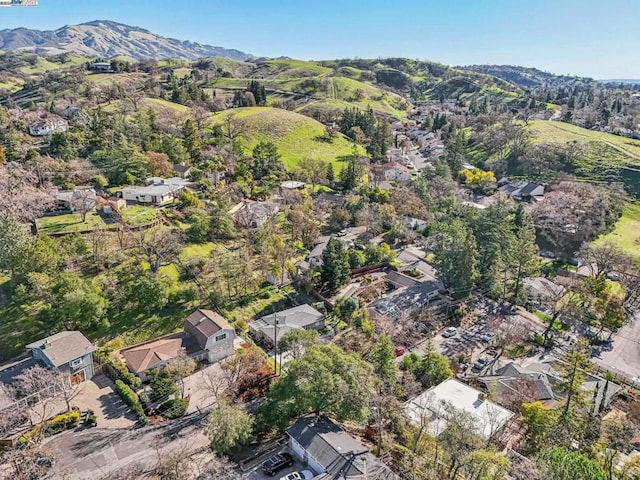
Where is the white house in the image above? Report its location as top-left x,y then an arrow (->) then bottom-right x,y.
28,117 -> 69,136
405,378 -> 514,441
116,177 -> 192,206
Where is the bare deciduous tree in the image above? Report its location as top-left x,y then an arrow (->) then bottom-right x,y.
135,227 -> 184,273
165,352 -> 197,399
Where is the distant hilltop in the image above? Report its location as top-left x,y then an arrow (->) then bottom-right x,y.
0,20 -> 254,61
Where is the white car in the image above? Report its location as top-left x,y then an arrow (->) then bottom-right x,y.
442,327 -> 458,338
279,471 -> 314,480
480,331 -> 496,342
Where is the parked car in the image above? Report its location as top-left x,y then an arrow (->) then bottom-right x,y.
480,331 -> 496,342
472,356 -> 488,372
263,453 -> 294,476
442,327 -> 458,338
394,346 -> 406,357
279,471 -> 314,480
34,456 -> 55,468
335,229 -> 347,237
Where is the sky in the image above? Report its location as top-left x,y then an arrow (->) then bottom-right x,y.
1,0 -> 639,79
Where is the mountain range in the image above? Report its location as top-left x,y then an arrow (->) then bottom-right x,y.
0,20 -> 253,61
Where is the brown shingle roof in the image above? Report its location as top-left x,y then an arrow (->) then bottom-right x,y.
185,309 -> 232,336
120,332 -> 191,374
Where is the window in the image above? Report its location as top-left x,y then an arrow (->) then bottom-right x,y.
215,333 -> 227,342
70,357 -> 83,368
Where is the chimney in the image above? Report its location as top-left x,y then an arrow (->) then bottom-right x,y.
41,339 -> 51,350
478,392 -> 487,402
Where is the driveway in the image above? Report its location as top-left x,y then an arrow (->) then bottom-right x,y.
72,375 -> 137,428
43,412 -> 210,480
593,312 -> 640,382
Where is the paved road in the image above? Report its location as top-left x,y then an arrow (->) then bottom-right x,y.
43,413 -> 209,480
594,312 -> 640,382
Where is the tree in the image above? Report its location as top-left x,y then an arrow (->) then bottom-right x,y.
205,401 -> 253,455
297,157 -> 327,190
462,449 -> 511,480
135,227 -> 184,273
430,220 -> 479,297
165,352 -> 197,398
257,344 -> 373,431
178,189 -> 202,209
182,119 -> 201,161
0,213 -> 31,277
72,188 -> 96,223
400,348 -> 452,388
368,334 -> 397,387
147,152 -> 173,177
320,238 -> 351,292
278,329 -> 320,361
537,446 -> 607,480
125,273 -> 169,314
251,141 -> 284,180
505,211 -> 539,303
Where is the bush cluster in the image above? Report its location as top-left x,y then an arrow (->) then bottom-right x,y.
18,410 -> 81,445
115,379 -> 145,419
157,398 -> 189,419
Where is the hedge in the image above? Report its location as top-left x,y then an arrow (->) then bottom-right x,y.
157,398 -> 189,419
115,379 -> 145,419
18,410 -> 80,445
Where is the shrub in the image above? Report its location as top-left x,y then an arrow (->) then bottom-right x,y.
157,398 -> 189,419
150,374 -> 178,399
18,411 -> 81,444
115,380 -> 145,419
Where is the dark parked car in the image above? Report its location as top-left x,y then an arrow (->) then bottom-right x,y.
263,452 -> 294,476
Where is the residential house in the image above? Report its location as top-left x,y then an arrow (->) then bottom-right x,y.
121,309 -> 236,380
373,162 -> 412,183
287,415 -> 400,479
28,117 -> 69,136
25,331 -> 96,385
523,277 -> 566,303
173,162 -> 193,179
480,359 -> 621,410
249,304 -> 325,348
62,106 -> 90,125
307,236 -> 330,268
208,170 -> 226,184
89,62 -> 113,72
54,187 -> 97,214
497,179 -> 545,202
405,378 -> 514,440
116,177 -> 192,206
230,200 -> 279,228
315,193 -> 346,209
183,309 -> 237,363
399,216 -> 428,231
280,180 -> 306,190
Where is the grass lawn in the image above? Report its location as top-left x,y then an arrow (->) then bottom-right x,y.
594,202 -> 640,260
211,107 -> 362,170
143,97 -> 190,113
120,205 -> 159,225
37,212 -> 106,234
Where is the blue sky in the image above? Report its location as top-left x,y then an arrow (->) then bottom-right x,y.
2,0 -> 639,78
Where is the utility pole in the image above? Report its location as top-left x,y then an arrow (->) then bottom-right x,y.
273,311 -> 279,376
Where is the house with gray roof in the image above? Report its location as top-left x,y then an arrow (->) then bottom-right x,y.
287,415 -> 400,479
116,177 -> 193,206
249,305 -> 325,347
25,331 -> 96,385
480,359 -> 621,410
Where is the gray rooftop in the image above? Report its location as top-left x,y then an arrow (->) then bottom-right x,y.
26,331 -> 96,368
287,416 -> 399,479
249,304 -> 324,343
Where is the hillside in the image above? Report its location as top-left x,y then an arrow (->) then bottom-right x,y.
0,20 -> 253,61
528,120 -> 640,196
463,64 -> 595,89
211,107 -> 360,169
